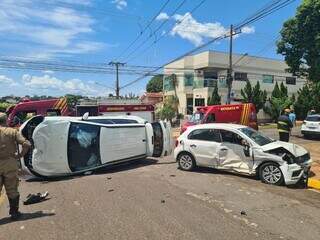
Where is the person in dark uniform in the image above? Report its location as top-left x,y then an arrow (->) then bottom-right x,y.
0,113 -> 31,220
277,109 -> 293,142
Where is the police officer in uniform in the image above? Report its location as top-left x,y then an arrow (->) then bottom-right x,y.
277,108 -> 293,142
0,113 -> 31,220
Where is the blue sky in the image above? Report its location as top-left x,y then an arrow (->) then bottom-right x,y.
0,0 -> 301,97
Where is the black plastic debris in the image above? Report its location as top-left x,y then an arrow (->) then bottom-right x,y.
107,177 -> 112,180
23,192 -> 49,205
161,200 -> 165,203
108,189 -> 114,192
240,210 -> 247,216
169,174 -> 176,177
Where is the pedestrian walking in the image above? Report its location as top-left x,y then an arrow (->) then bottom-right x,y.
0,112 -> 31,220
289,110 -> 296,126
277,109 -> 293,142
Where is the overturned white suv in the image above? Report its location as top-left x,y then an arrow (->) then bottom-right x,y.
174,124 -> 312,185
20,115 -> 172,178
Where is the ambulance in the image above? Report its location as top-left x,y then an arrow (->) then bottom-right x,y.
181,103 -> 258,133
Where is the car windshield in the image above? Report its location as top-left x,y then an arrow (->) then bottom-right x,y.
240,127 -> 274,146
306,116 -> 320,122
190,112 -> 204,123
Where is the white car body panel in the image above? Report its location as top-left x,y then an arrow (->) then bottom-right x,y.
20,115 -> 172,177
174,123 -> 312,185
100,125 -> 147,163
32,119 -> 71,176
301,115 -> 320,136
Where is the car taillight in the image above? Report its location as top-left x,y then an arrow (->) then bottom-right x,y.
175,140 -> 179,147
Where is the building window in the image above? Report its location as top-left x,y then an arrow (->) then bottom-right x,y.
262,75 -> 274,84
195,98 -> 205,106
234,72 -> 248,81
163,75 -> 174,91
184,73 -> 194,86
204,71 -> 218,80
186,98 -> 193,115
286,77 -> 296,85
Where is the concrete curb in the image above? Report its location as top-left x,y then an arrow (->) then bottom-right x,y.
308,178 -> 320,190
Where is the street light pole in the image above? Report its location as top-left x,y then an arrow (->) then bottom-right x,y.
109,61 -> 125,99
227,24 -> 234,105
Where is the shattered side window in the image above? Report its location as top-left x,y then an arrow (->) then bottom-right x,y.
68,123 -> 101,172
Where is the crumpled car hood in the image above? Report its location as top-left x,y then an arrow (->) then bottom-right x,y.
260,141 -> 308,157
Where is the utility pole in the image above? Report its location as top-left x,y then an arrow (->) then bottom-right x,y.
109,61 -> 125,99
226,24 -> 234,104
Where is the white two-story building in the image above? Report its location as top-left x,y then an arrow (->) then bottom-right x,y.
163,51 -> 305,121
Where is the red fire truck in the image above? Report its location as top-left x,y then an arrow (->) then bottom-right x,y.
6,98 -> 156,127
76,104 -> 155,123
6,98 -> 74,127
180,103 -> 258,133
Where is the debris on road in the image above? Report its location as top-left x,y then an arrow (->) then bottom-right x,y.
169,174 -> 176,177
240,210 -> 247,216
161,200 -> 165,203
107,177 -> 112,180
108,189 -> 114,192
23,191 -> 49,205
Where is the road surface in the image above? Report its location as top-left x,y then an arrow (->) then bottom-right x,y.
1,127 -> 320,240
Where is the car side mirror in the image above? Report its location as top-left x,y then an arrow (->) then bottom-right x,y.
82,112 -> 89,121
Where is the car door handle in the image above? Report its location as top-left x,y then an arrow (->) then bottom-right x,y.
190,144 -> 197,148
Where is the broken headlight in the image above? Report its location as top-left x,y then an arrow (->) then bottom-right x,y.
266,147 -> 295,164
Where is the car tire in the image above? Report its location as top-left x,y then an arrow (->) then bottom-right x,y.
259,163 -> 284,186
178,153 -> 196,171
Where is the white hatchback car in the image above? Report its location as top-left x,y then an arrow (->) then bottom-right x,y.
174,124 -> 312,186
301,114 -> 320,138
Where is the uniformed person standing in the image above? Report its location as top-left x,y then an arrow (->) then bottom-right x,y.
0,113 -> 31,220
277,109 -> 293,142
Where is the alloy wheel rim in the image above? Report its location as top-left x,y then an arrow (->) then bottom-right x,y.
262,165 -> 282,184
180,155 -> 192,169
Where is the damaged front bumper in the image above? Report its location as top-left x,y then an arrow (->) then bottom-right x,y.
280,159 -> 312,185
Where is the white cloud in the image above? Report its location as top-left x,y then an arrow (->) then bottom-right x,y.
156,12 -> 169,21
171,13 -> 228,46
111,0 -> 127,10
0,0 -> 104,57
22,74 -> 108,96
0,75 -> 18,86
170,13 -> 255,46
241,26 -> 255,34
42,70 -> 55,75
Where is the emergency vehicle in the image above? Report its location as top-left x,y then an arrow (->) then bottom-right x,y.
6,98 -> 73,127
181,103 -> 258,133
76,104 -> 155,123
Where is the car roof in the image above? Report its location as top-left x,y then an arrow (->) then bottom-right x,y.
42,115 -> 146,123
186,123 -> 246,131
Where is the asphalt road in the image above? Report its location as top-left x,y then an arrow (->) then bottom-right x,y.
1,127 -> 320,240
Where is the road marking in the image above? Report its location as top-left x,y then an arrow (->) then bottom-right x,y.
308,178 -> 320,190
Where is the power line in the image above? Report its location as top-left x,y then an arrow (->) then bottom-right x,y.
115,0 -> 172,60
120,0 -> 297,89
126,0 -> 208,63
121,0 -> 188,62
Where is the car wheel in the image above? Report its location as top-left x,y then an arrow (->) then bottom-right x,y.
178,153 -> 195,171
259,163 -> 284,186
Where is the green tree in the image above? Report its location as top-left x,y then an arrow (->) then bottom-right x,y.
207,84 -> 221,105
277,0 -> 320,82
264,82 -> 292,121
146,74 -> 163,93
240,80 -> 267,113
65,94 -> 83,107
294,84 -> 313,119
157,96 -> 177,121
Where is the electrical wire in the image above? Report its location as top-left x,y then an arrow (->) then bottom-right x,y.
120,0 -> 297,89
115,0 -> 172,60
